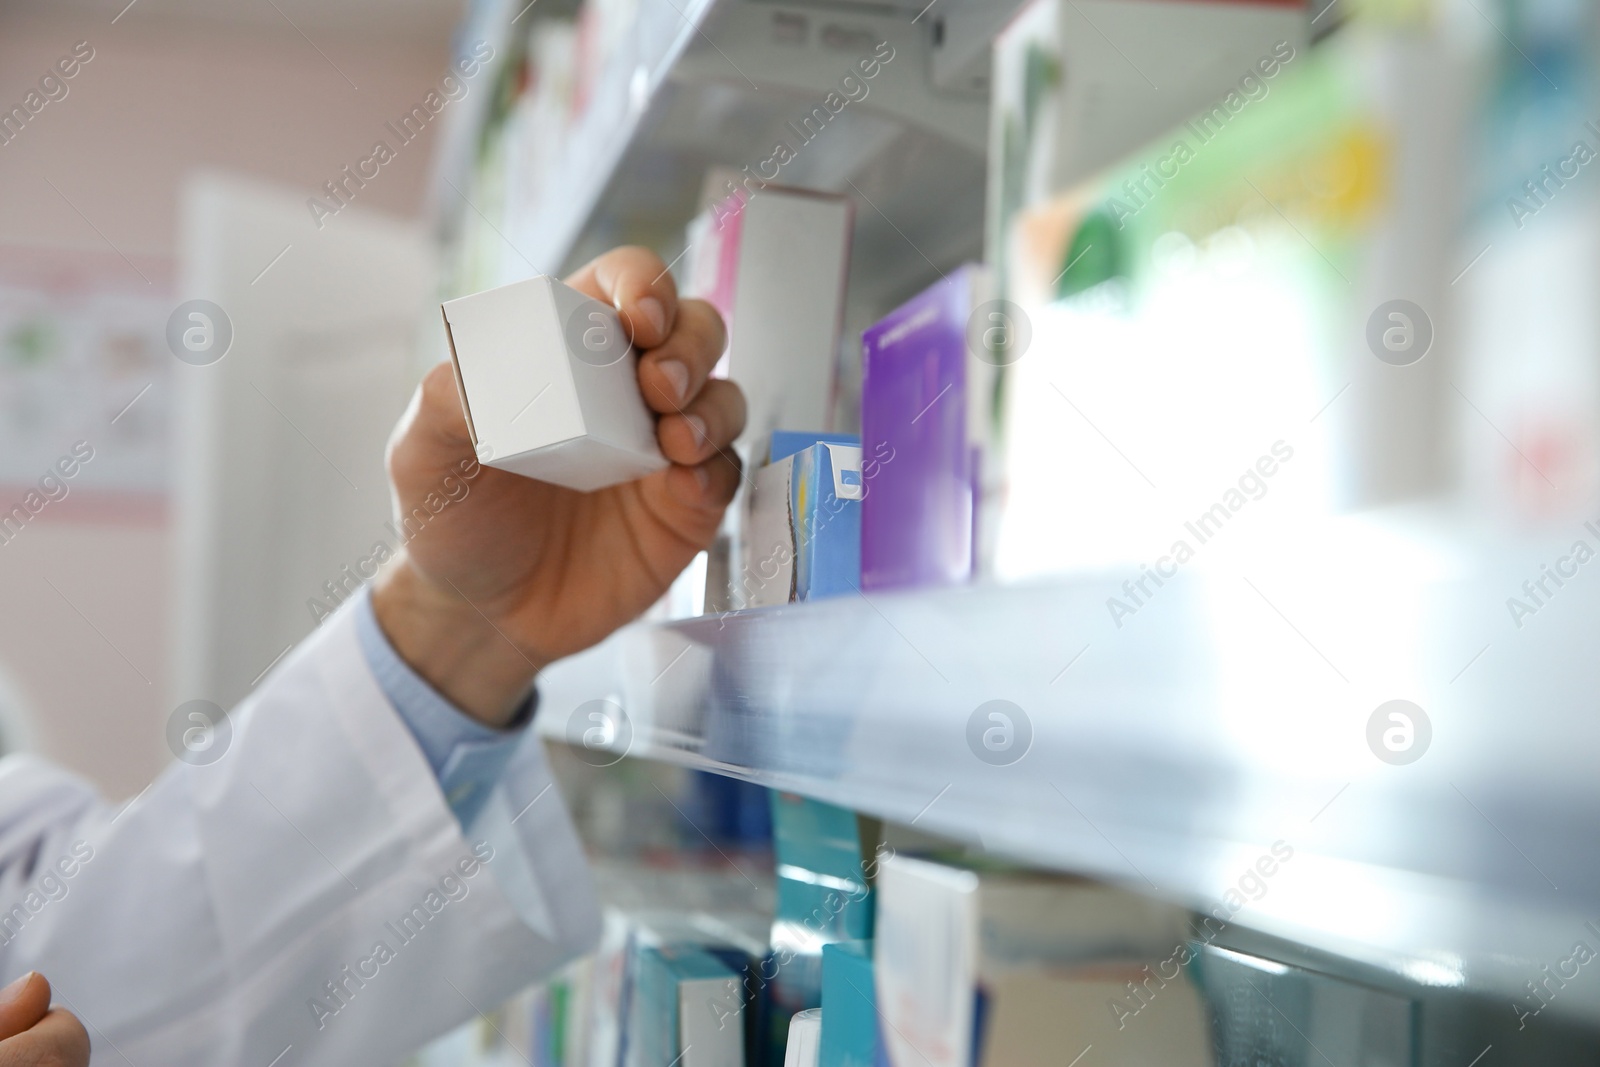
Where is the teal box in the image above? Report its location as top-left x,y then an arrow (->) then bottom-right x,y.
821,941 -> 882,1067
767,795 -> 875,1062
631,945 -> 744,1067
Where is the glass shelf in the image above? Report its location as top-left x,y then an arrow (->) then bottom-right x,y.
497,0 -> 993,315
537,528 -> 1600,1024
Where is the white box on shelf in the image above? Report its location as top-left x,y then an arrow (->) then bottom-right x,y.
684,186 -> 854,453
442,276 -> 666,492
875,854 -> 1202,1067
783,1007 -> 821,1067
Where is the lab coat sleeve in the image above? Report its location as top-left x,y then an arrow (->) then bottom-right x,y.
354,587 -> 533,829
0,595 -> 601,1066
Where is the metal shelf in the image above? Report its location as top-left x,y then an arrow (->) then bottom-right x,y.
538,521 -> 1600,1023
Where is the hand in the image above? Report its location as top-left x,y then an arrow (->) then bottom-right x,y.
373,247 -> 745,726
0,973 -> 89,1067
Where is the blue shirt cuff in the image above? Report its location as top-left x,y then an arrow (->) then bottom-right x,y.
353,587 -> 535,828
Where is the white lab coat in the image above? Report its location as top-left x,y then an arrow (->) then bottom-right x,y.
0,598 -> 600,1065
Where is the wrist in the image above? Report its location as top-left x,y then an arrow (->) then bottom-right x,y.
369,555 -> 540,728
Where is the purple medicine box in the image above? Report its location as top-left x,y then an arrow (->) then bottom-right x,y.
860,267 -> 979,591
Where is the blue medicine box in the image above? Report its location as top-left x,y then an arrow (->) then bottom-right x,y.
744,433 -> 863,606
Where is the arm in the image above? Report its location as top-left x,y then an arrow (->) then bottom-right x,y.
0,600 -> 597,1065
0,247 -> 741,1065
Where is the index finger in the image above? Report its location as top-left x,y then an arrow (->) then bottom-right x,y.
564,246 -> 679,351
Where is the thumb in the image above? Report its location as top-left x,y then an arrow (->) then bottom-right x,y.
0,974 -> 50,1041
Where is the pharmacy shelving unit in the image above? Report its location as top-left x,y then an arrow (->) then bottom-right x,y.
458,0 -> 1600,1032
540,536 -> 1600,1023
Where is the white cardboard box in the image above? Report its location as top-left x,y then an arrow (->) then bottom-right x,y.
782,1007 -> 821,1067
683,187 -> 853,452
442,276 -> 666,492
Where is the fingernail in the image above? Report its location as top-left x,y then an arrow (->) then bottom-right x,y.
685,414 -> 708,443
658,359 -> 689,403
637,296 -> 667,341
0,973 -> 35,1007
694,465 -> 711,491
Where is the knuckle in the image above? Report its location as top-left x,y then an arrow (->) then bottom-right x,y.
383,427 -> 406,485
655,267 -> 679,301
617,244 -> 666,276
714,378 -> 748,422
421,361 -> 459,406
685,300 -> 726,347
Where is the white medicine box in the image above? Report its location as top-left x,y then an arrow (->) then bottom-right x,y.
442,276 -> 667,492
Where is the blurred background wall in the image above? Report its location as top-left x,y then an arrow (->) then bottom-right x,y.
0,1 -> 456,796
